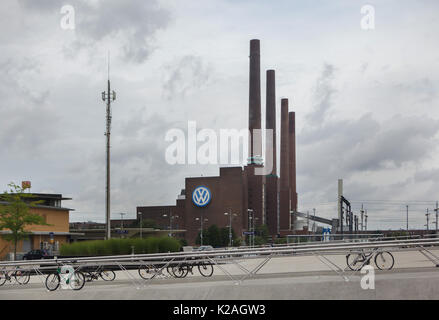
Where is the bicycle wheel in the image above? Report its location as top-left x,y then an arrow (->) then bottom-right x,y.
84,272 -> 94,282
69,271 -> 85,290
346,253 -> 364,271
171,265 -> 189,278
374,251 -> 394,270
138,265 -> 156,280
14,270 -> 30,285
166,265 -> 174,277
198,263 -> 214,277
0,271 -> 7,286
100,270 -> 116,281
45,273 -> 60,291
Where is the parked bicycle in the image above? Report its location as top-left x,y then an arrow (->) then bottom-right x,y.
45,266 -> 86,291
138,263 -> 173,280
138,259 -> 214,280
346,248 -> 394,271
81,265 -> 116,282
169,260 -> 214,278
0,267 -> 31,286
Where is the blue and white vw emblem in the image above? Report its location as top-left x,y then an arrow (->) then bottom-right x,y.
192,186 -> 212,207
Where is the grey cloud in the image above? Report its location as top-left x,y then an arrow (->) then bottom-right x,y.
393,77 -> 437,104
162,55 -> 213,100
78,0 -> 171,63
57,111 -> 194,221
305,63 -> 336,125
17,0 -> 58,11
344,115 -> 439,171
300,113 -> 379,145
360,62 -> 369,74
298,114 -> 439,185
299,62 -> 439,196
297,111 -> 439,229
18,0 -> 172,63
0,58 -> 56,155
414,168 -> 439,183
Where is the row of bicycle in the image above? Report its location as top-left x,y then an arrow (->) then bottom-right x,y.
0,248 -> 395,291
0,260 -> 215,291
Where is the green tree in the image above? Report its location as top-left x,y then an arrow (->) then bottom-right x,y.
178,238 -> 188,247
219,227 -> 229,247
255,224 -> 269,238
233,237 -> 242,247
219,226 -> 238,247
196,225 -> 240,247
195,228 -> 210,245
253,224 -> 269,245
0,183 -> 50,259
207,225 -> 221,247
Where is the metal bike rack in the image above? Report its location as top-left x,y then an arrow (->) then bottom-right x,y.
140,257 -> 176,287
1,238 -> 439,291
417,245 -> 439,267
313,252 -> 350,282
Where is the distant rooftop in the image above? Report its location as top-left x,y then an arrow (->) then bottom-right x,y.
25,193 -> 72,201
0,192 -> 73,210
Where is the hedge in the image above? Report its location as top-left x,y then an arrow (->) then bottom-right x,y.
60,237 -> 181,256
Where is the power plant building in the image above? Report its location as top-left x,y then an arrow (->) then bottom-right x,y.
137,40 -> 298,244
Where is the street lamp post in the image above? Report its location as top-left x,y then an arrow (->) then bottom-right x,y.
253,217 -> 259,247
435,202 -> 439,235
224,212 -> 237,247
313,208 -> 316,233
119,213 -> 126,238
171,215 -> 179,237
425,208 -> 430,231
139,212 -> 143,239
163,213 -> 179,237
162,213 -> 168,236
247,209 -> 258,247
195,217 -> 208,245
247,209 -> 253,247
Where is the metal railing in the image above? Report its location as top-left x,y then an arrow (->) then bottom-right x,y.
1,237 -> 438,290
1,237 -> 438,267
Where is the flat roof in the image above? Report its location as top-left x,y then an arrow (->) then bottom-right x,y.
0,201 -> 73,211
0,230 -> 84,236
26,193 -> 72,201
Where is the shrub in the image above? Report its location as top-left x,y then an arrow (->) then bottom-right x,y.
254,236 -> 266,246
274,238 -> 287,244
146,237 -> 160,253
60,237 -> 181,256
158,237 -> 181,252
178,238 -> 188,247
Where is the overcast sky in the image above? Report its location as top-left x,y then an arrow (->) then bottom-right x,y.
1,0 -> 439,230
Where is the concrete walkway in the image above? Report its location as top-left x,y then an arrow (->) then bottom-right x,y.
1,249 -> 438,299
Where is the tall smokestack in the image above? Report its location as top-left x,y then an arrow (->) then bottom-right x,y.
245,39 -> 264,233
265,70 -> 278,236
266,70 -> 276,174
248,39 -> 262,165
289,111 -> 297,229
279,98 -> 290,231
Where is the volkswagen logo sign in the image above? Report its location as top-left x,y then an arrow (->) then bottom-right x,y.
192,186 -> 212,207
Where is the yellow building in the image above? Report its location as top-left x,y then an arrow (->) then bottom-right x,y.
0,193 -> 77,260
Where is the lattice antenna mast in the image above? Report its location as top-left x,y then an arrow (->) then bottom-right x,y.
101,51 -> 116,240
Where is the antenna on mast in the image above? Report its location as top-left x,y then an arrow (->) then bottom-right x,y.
107,50 -> 110,81
101,50 -> 116,240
